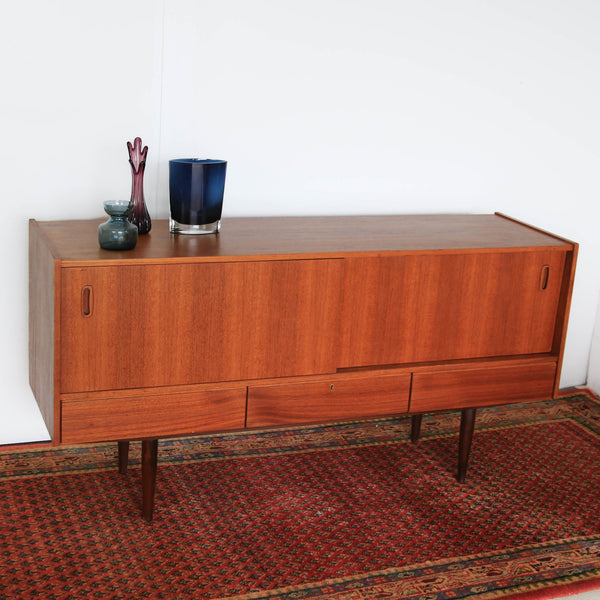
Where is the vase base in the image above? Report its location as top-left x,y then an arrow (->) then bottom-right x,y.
169,219 -> 221,235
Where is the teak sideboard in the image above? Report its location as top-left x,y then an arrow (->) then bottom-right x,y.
29,214 -> 577,521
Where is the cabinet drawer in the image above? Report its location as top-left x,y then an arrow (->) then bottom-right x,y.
61,388 -> 246,444
410,362 -> 557,412
247,374 -> 410,428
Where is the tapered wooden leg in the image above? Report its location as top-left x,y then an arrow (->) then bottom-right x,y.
142,439 -> 159,522
457,408 -> 476,483
118,441 -> 130,474
410,414 -> 423,443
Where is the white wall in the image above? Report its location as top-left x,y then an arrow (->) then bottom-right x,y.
2,0 -> 600,444
586,298 -> 600,394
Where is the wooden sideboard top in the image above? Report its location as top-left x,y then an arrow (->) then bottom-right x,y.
31,213 -> 574,264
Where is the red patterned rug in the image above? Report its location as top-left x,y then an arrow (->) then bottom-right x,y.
2,390 -> 600,599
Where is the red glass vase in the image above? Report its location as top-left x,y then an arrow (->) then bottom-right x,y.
127,137 -> 151,234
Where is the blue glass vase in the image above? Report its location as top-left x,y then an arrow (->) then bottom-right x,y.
98,201 -> 139,250
169,159 -> 227,234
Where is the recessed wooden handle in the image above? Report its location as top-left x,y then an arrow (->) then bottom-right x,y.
81,286 -> 93,317
539,265 -> 550,291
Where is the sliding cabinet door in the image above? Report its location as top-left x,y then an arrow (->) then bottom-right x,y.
339,251 -> 566,368
60,259 -> 343,392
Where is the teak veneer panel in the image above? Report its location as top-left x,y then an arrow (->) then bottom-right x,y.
28,222 -> 59,438
61,387 -> 246,443
60,259 -> 343,392
339,250 -> 566,367
247,373 -> 411,427
32,214 -> 572,264
410,361 -> 558,412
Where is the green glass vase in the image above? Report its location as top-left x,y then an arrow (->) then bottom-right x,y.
98,201 -> 138,251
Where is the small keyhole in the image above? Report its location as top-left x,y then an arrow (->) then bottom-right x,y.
330,384 -> 335,391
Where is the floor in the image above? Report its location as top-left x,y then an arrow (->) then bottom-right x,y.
555,593 -> 599,599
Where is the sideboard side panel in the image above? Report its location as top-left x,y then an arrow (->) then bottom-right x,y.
550,246 -> 578,396
29,220 -> 58,440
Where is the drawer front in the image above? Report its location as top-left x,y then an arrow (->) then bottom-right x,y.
61,388 -> 246,444
247,374 -> 411,428
410,362 -> 557,412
